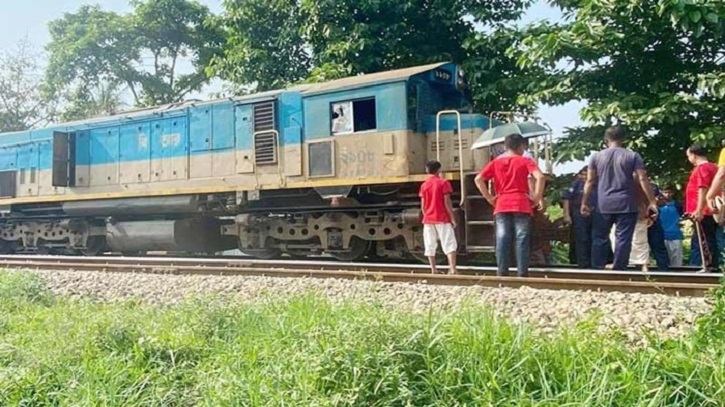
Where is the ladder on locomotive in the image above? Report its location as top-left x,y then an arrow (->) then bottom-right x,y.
435,111 -> 495,254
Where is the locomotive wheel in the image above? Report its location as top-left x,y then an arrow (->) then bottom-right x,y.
36,246 -> 52,255
0,239 -> 14,254
243,248 -> 282,260
80,236 -> 106,256
284,250 -> 312,259
330,237 -> 371,262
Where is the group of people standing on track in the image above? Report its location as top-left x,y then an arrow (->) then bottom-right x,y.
418,125 -> 725,276
563,129 -> 725,273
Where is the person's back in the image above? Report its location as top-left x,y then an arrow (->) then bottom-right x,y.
418,160 -> 457,274
485,154 -> 537,215
420,176 -> 452,224
590,147 -> 642,214
476,133 -> 545,277
581,125 -> 658,271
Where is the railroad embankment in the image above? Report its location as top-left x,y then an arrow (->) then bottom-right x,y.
0,270 -> 723,405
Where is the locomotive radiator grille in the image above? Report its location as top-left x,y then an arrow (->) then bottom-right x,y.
254,133 -> 277,165
253,101 -> 277,165
453,138 -> 468,150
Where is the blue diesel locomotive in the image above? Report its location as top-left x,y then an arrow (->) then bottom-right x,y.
0,62 -> 537,260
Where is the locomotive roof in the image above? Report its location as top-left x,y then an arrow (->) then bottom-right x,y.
0,62 -> 452,136
289,62 -> 449,95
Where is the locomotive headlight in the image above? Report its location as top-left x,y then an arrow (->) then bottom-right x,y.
456,68 -> 467,90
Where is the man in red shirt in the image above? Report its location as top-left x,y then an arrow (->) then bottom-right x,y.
685,143 -> 719,270
418,160 -> 458,274
474,133 -> 545,277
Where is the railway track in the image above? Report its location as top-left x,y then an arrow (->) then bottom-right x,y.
0,255 -> 721,297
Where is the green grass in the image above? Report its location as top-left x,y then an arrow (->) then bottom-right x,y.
1,272 -> 725,406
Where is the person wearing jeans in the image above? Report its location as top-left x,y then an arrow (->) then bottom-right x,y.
475,133 -> 545,277
494,213 -> 533,276
562,166 -> 595,268
581,125 -> 658,271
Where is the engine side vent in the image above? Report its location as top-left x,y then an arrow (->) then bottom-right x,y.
253,101 -> 277,166
453,138 -> 468,150
431,140 -> 444,152
0,171 -> 16,198
254,132 -> 277,165
253,101 -> 275,132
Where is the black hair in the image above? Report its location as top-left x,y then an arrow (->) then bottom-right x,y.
604,125 -> 626,142
687,143 -> 707,157
503,133 -> 526,151
425,160 -> 442,174
663,184 -> 677,192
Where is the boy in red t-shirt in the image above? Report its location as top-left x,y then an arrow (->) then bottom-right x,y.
474,133 -> 545,277
418,160 -> 458,274
685,143 -> 719,270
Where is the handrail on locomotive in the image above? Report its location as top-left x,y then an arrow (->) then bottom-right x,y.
435,110 -> 466,202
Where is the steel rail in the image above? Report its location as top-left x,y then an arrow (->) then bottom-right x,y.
0,255 -> 719,297
0,255 -> 720,285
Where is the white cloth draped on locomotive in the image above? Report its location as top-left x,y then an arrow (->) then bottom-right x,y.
0,62 -> 547,261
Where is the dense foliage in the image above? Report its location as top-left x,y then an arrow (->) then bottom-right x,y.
210,0 -> 538,113
515,0 -> 725,182
44,0 -> 224,107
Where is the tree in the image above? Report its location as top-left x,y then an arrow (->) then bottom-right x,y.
515,0 -> 725,182
212,0 -> 537,114
299,0 -> 473,76
45,0 -> 224,107
59,82 -> 127,122
462,17 -> 545,114
208,0 -> 311,92
0,39 -> 56,132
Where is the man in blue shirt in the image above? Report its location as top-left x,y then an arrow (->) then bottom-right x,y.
581,126 -> 659,270
659,185 -> 684,267
562,166 -> 595,268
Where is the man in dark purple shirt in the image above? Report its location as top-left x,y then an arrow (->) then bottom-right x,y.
581,126 -> 658,270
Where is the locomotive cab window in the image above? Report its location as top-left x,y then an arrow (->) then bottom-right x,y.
331,98 -> 377,135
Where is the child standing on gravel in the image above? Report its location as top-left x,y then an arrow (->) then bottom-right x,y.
419,160 -> 458,275
660,185 -> 684,267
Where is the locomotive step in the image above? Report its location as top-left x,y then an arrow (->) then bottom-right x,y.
465,245 -> 495,252
466,221 -> 494,225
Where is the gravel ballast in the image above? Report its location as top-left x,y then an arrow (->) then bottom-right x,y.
13,268 -> 712,342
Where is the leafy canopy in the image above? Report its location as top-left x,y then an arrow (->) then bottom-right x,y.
515,0 -> 725,182
45,0 -> 224,107
211,0 -> 537,113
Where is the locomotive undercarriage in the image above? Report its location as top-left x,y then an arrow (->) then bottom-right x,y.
0,183 -> 442,261
222,208 -> 426,261
0,219 -> 105,255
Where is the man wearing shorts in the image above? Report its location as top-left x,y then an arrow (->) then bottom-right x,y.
419,160 -> 458,274
475,133 -> 545,277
